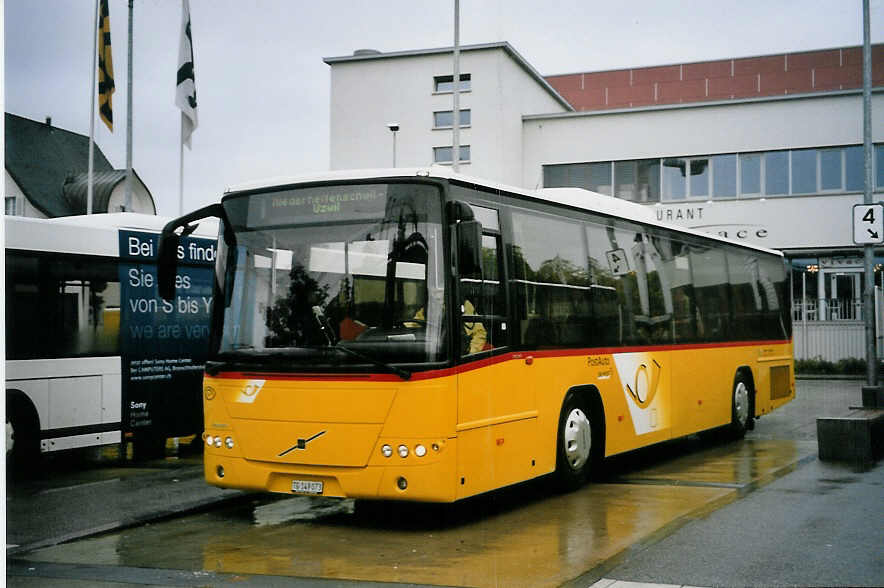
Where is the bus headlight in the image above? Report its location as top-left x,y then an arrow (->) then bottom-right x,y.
214,437 -> 222,448
415,444 -> 427,457
225,436 -> 234,449
205,435 -> 214,447
398,444 -> 409,458
381,444 -> 393,458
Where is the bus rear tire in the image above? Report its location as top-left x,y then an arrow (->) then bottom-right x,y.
6,393 -> 40,476
729,372 -> 753,439
554,392 -> 596,491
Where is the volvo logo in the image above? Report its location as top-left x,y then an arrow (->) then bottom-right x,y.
278,430 -> 326,457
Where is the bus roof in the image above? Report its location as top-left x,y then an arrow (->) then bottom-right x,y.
4,213 -> 218,257
225,168 -> 783,258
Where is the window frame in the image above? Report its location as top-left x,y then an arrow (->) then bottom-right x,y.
433,73 -> 471,94
543,144 -> 884,204
433,145 -> 471,165
432,109 -> 471,130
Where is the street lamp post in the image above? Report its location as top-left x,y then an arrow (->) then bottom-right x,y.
387,123 -> 399,167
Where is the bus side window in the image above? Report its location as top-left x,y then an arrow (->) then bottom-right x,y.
510,211 -> 589,349
6,252 -> 121,359
460,234 -> 505,355
690,246 -> 731,341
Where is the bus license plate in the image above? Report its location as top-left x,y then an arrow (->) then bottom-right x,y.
292,480 -> 323,495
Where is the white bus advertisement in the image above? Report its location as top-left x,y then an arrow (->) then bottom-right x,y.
5,214 -> 216,470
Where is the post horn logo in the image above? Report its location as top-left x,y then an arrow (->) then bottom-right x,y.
625,359 -> 662,409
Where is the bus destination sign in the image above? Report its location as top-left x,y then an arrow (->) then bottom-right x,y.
246,184 -> 388,228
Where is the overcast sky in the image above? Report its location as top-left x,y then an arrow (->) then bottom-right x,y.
5,0 -> 884,216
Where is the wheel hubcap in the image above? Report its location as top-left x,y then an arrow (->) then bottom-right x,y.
734,381 -> 749,426
563,408 -> 591,471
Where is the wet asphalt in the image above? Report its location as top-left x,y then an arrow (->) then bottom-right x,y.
5,378 -> 884,587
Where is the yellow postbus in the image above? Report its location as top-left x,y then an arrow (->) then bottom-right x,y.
158,169 -> 794,502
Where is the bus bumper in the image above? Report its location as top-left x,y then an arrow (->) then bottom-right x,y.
203,438 -> 459,503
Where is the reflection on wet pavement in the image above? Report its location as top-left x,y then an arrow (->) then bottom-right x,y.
22,439 -> 814,588
614,439 -> 817,487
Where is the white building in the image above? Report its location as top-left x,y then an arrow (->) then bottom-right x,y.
325,42 -> 884,360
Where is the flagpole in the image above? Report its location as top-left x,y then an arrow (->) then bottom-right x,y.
125,0 -> 134,211
88,0 -> 99,216
179,115 -> 184,215
452,0 -> 460,173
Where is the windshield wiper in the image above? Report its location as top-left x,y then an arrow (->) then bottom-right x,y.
332,343 -> 412,380
312,305 -> 411,380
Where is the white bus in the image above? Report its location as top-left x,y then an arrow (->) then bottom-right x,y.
5,213 -> 217,470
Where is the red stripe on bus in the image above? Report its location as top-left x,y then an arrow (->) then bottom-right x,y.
208,339 -> 791,382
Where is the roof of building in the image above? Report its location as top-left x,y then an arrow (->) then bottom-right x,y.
62,169 -> 156,216
544,44 -> 884,112
4,113 -> 155,217
323,42 -> 574,112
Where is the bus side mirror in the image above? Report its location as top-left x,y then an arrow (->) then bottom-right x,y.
157,202 -> 226,301
157,231 -> 180,301
456,220 -> 482,278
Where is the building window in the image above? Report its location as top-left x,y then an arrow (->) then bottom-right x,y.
791,148 -> 818,194
764,151 -> 789,195
739,153 -> 762,195
5,196 -> 16,216
712,154 -> 737,198
845,146 -> 864,191
689,158 -> 710,198
542,162 -> 612,195
614,159 -> 660,202
877,145 -> 884,189
434,73 -> 471,93
820,148 -> 843,191
433,109 -> 471,128
586,162 -> 612,195
662,158 -> 687,200
543,144 -> 884,204
433,145 -> 470,164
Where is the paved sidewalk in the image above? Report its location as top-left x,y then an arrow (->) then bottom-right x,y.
6,450 -> 246,556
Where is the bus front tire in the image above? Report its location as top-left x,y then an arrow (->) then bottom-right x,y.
729,372 -> 753,439
554,392 -> 595,491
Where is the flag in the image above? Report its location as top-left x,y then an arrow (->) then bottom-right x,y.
97,0 -> 115,131
176,0 -> 198,148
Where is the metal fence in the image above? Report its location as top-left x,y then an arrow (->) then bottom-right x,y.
791,287 -> 883,361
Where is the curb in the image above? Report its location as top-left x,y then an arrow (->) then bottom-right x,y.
6,489 -> 252,557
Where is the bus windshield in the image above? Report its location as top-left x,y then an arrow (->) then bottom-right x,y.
217,182 -> 446,368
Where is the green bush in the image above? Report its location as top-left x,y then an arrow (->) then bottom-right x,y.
795,357 -> 867,375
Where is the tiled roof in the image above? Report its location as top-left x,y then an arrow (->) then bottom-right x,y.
4,113 -> 153,216
545,44 -> 884,112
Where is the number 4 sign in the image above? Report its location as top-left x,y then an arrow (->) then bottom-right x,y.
853,204 -> 884,245
606,248 -> 630,275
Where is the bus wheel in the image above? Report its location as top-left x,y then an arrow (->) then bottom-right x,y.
729,373 -> 753,439
6,394 -> 40,475
555,393 -> 594,491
